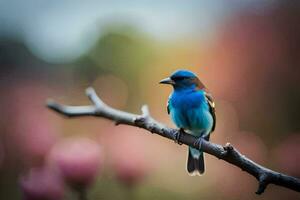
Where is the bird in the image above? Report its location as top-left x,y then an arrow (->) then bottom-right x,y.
159,69 -> 216,175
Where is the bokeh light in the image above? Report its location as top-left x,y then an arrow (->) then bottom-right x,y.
19,166 -> 65,200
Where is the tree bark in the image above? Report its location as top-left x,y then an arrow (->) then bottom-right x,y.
47,87 -> 300,195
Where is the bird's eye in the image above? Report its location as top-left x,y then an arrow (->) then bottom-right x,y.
173,76 -> 185,81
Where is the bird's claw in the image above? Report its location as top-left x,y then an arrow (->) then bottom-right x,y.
174,129 -> 184,145
193,137 -> 203,149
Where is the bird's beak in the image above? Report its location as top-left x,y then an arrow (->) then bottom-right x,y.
159,77 -> 175,85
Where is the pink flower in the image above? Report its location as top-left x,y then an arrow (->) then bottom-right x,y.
49,138 -> 102,188
7,83 -> 59,166
19,166 -> 64,200
103,126 -> 149,186
114,153 -> 147,186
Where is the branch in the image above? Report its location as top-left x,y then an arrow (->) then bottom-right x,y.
46,87 -> 300,195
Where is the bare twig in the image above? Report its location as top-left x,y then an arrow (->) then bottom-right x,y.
47,87 -> 300,195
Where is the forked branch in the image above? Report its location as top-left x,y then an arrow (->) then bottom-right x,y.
47,87 -> 300,195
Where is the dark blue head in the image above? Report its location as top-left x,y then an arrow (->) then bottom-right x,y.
159,70 -> 205,91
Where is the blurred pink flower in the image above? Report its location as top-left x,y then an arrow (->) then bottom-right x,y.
273,134 -> 300,177
102,126 -> 149,186
49,138 -> 102,188
14,113 -> 58,165
113,150 -> 147,186
7,83 -> 60,166
19,166 -> 64,200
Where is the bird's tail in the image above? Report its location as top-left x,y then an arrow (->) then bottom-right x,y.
187,147 -> 205,175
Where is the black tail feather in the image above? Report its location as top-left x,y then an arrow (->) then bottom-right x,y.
187,148 -> 205,175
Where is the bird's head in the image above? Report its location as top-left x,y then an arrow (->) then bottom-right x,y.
159,70 -> 205,91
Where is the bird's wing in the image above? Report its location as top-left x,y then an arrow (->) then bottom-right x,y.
166,94 -> 173,114
167,98 -> 170,114
205,92 -> 216,132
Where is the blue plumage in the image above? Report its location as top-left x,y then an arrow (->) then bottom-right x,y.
160,70 -> 216,175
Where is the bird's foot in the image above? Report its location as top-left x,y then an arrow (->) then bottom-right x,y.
173,128 -> 184,145
193,137 -> 204,150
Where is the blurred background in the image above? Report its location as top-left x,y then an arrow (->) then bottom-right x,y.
0,0 -> 300,200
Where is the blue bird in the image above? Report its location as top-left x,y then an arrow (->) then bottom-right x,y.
160,70 -> 216,175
